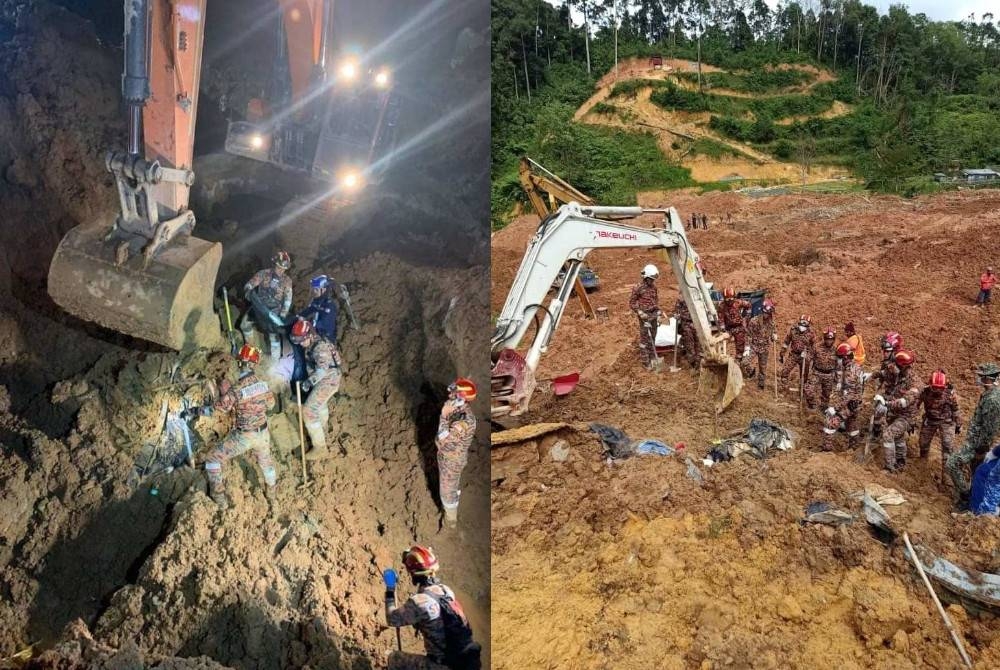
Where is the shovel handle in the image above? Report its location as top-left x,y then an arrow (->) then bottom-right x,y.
296,382 -> 309,485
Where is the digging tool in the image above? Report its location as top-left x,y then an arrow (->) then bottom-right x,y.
903,533 -> 974,669
856,412 -> 877,464
773,341 -> 779,400
396,627 -> 402,651
339,283 -> 359,330
222,287 -> 238,354
296,382 -> 312,490
644,320 -> 663,373
798,356 -> 810,412
669,323 -> 681,373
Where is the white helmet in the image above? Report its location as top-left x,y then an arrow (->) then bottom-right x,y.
641,264 -> 659,279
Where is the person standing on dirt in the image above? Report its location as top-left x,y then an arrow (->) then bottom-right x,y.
436,378 -> 477,529
746,299 -> 777,389
821,342 -> 870,452
806,328 -> 839,410
977,266 -> 996,306
203,344 -> 277,510
701,213 -> 709,230
779,315 -> 816,391
382,545 -> 481,669
946,363 -> 1000,508
842,322 -> 865,366
242,251 -> 294,359
297,274 -> 340,342
915,370 -> 962,484
719,288 -> 753,377
873,350 -> 922,472
674,295 -> 700,367
629,265 -> 661,370
872,331 -> 904,396
290,318 -> 344,461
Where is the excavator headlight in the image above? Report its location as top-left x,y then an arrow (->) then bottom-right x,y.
250,133 -> 264,150
338,170 -> 363,191
374,69 -> 391,88
338,59 -> 359,82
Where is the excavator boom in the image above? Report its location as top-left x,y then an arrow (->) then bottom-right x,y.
48,0 -> 222,350
491,203 -> 743,417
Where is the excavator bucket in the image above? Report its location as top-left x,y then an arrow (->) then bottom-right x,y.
48,224 -> 223,350
700,359 -> 744,413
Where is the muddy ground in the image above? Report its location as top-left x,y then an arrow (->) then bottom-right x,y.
1,2 -> 489,668
491,188 -> 1000,669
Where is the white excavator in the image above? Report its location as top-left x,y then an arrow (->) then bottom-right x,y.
491,202 -> 743,418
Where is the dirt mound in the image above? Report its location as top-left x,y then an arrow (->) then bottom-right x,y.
491,188 -> 1000,668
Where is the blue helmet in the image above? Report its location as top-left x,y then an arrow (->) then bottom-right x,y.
310,275 -> 330,290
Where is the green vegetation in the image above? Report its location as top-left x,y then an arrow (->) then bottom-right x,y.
492,0 -> 1000,222
675,68 -> 813,93
688,138 -> 751,161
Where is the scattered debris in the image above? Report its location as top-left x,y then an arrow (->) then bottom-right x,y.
703,418 -> 794,465
802,502 -> 854,526
862,492 -> 897,542
549,440 -> 571,462
590,423 -> 675,459
491,422 -> 569,448
850,483 -> 906,506
684,457 -> 705,485
905,542 -> 1000,614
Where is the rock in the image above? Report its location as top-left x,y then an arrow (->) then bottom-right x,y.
777,594 -> 803,621
549,440 -> 570,462
890,629 -> 909,653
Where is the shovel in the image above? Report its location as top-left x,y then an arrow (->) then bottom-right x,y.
296,382 -> 312,490
644,321 -> 663,373
855,412 -> 876,464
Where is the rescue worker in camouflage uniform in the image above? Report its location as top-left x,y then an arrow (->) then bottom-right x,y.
746,299 -> 777,389
203,345 -> 277,509
673,295 -> 700,366
290,318 -> 344,461
806,328 -> 839,410
242,251 -> 294,359
629,265 -> 661,370
872,331 -> 904,394
915,370 -> 962,483
873,350 -> 922,472
821,342 -> 871,452
779,315 -> 816,391
382,545 -> 481,670
946,362 -> 1000,508
719,287 -> 753,376
436,379 -> 477,529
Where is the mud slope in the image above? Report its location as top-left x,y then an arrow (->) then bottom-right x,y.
491,189 -> 1000,669
1,2 -> 489,667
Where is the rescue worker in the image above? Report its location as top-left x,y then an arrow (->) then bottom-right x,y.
629,265 -> 661,370
872,331 -> 904,395
970,444 -> 1000,515
873,350 -> 922,472
843,322 -> 865,366
290,318 -> 344,461
297,274 -> 339,342
821,342 -> 870,451
382,545 -> 481,670
946,362 -> 1000,508
203,345 -> 277,509
915,370 -> 961,483
746,299 -> 777,389
436,378 -> 477,529
242,251 -> 293,359
673,295 -> 700,366
779,315 -> 816,391
719,287 -> 753,377
977,266 -> 996,306
806,328 -> 838,410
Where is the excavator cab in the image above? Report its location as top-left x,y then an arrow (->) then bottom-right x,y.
47,0 -> 222,350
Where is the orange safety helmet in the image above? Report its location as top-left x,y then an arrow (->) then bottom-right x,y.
290,318 -> 314,342
449,377 -> 477,401
836,342 -> 854,358
823,327 -> 836,339
894,350 -> 915,367
272,250 -> 291,269
882,331 -> 903,352
798,314 -> 811,325
929,370 -> 947,389
237,344 -> 261,365
723,287 -> 736,299
402,545 -> 439,576
762,299 -> 775,313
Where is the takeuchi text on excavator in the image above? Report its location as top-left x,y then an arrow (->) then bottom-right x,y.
47,0 -> 398,350
491,202 -> 744,418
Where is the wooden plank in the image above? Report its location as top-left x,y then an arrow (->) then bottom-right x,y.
491,422 -> 569,447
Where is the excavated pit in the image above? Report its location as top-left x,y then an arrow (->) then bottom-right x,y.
0,1 -> 489,667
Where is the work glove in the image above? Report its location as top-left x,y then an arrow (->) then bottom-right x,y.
772,333 -> 778,342
873,394 -> 885,406
743,346 -> 751,358
382,568 -> 398,590
779,352 -> 785,364
300,380 -> 313,393
825,406 -> 837,417
955,424 -> 962,435
800,350 -> 807,359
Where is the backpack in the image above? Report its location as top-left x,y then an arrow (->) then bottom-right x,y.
424,588 -> 481,670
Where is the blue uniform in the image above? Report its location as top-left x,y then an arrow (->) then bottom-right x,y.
298,295 -> 338,342
970,446 -> 1000,515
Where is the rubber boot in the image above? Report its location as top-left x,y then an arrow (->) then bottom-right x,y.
882,441 -> 898,471
209,486 -> 229,510
895,440 -> 907,470
304,421 -> 331,460
443,504 -> 459,530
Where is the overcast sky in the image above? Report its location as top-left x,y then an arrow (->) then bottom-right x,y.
550,1 -> 997,25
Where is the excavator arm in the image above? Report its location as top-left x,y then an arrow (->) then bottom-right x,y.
491,203 -> 742,417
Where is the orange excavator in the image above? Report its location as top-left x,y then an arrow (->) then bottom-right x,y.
47,0 -> 397,350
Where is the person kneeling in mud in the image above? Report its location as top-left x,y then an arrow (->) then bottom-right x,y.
383,545 -> 481,670
201,345 -> 278,510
